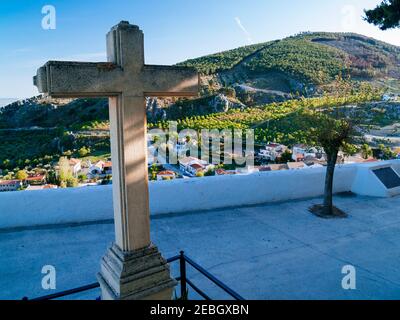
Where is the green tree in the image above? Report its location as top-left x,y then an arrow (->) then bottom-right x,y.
2,159 -> 11,170
204,168 -> 215,176
58,157 -> 79,187
149,164 -> 159,181
365,0 -> 400,30
66,177 -> 78,188
58,157 -> 72,183
78,146 -> 91,157
15,170 -> 28,181
279,150 -> 293,163
78,173 -> 88,182
46,170 -> 57,184
360,144 -> 373,159
305,111 -> 359,217
377,143 -> 396,160
304,74 -> 362,217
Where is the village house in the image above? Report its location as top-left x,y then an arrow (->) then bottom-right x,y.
0,180 -> 22,192
292,144 -> 324,162
88,161 -> 104,176
88,160 -> 113,178
69,158 -> 82,177
179,156 -> 213,176
25,174 -> 46,186
258,143 -> 287,162
156,170 -> 176,181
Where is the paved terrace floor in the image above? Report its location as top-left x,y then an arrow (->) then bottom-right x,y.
1,193 -> 400,300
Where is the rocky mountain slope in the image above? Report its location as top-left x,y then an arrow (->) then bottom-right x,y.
2,32 -> 399,129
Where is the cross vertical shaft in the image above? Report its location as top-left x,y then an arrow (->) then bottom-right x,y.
33,20 -> 199,300
106,23 -> 150,251
109,95 -> 150,251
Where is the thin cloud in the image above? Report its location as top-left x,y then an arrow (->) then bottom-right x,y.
234,17 -> 253,44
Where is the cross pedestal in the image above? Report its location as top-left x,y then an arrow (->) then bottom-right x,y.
33,21 -> 199,300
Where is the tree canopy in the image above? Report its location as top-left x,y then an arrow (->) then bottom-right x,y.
365,0 -> 400,30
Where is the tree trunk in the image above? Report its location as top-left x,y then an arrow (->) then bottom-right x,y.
323,151 -> 338,215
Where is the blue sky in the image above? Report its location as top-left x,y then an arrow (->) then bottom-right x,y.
0,0 -> 399,98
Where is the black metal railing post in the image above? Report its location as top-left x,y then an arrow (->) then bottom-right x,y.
179,251 -> 187,298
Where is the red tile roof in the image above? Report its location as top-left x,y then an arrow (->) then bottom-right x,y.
0,180 -> 20,185
190,163 -> 204,170
26,175 -> 45,181
103,161 -> 112,168
157,171 -> 175,176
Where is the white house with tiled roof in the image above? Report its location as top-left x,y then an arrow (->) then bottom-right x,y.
179,156 -> 211,176
0,180 -> 22,192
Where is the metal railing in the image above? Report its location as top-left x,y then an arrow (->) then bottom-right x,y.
23,251 -> 244,301
167,251 -> 244,300
23,283 -> 100,301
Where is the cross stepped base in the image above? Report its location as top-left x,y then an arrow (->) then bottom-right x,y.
97,243 -> 177,300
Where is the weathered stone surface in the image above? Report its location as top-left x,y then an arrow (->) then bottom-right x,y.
33,21 -> 199,300
97,243 -> 177,300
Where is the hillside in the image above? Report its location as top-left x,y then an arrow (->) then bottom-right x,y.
0,32 -> 398,169
2,31 -> 398,126
178,32 -> 400,106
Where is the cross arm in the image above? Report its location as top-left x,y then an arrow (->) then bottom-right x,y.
141,65 -> 199,97
33,61 -> 123,98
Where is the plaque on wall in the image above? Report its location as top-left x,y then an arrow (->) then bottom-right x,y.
373,167 -> 400,189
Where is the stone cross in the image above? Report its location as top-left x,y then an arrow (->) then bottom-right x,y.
34,21 -> 199,300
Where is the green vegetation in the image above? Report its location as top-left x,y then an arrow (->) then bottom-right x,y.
376,143 -> 397,159
360,144 -> 373,159
0,129 -> 110,172
177,42 -> 270,74
178,31 -> 400,93
58,157 -> 78,188
244,38 -> 347,85
365,0 -> 400,30
149,90 -> 382,146
15,170 -> 28,181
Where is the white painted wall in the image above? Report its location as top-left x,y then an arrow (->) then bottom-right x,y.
0,160 -> 399,229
